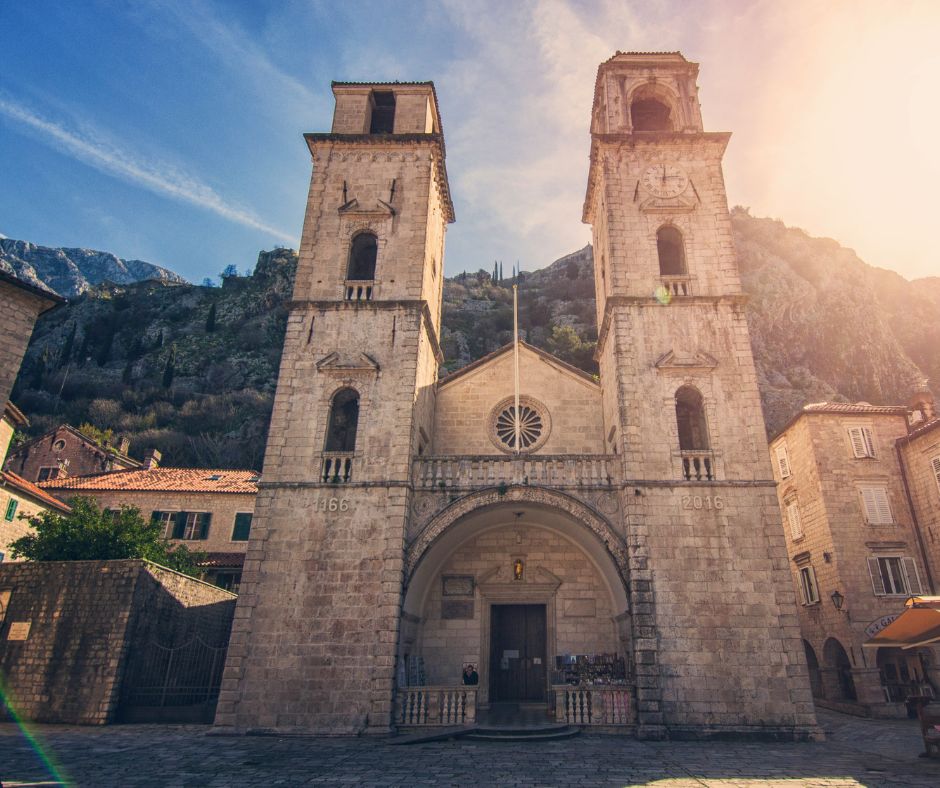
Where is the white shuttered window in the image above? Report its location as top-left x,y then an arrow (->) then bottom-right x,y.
867,556 -> 924,596
859,486 -> 893,525
848,426 -> 876,458
785,498 -> 803,539
798,566 -> 819,605
775,444 -> 791,479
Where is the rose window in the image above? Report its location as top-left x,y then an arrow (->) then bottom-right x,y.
486,395 -> 551,455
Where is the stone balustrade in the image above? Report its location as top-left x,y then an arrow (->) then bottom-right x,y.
412,455 -> 617,490
660,276 -> 692,297
321,452 -> 354,484
396,686 -> 477,726
680,450 -> 715,481
553,685 -> 634,726
344,279 -> 375,301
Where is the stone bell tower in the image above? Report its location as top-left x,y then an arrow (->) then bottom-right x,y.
585,53 -> 819,737
215,82 -> 453,734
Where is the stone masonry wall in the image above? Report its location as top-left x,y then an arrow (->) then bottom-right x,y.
0,281 -> 47,409
900,424 -> 940,587
0,559 -> 235,724
433,346 -> 605,456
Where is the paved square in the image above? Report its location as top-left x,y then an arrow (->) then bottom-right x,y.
1,710 -> 939,787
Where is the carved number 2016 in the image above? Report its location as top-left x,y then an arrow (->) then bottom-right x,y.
316,497 -> 350,512
682,495 -> 724,510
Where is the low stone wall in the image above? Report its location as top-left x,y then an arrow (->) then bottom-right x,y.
0,559 -> 235,724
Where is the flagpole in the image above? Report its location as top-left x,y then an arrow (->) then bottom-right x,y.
513,284 -> 521,454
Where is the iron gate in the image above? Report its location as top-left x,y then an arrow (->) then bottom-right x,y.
120,637 -> 228,723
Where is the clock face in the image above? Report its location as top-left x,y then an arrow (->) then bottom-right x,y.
641,163 -> 689,198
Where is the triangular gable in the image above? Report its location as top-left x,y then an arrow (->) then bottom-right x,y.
654,349 -> 718,373
316,351 -> 381,375
437,341 -> 599,391
338,199 -> 395,218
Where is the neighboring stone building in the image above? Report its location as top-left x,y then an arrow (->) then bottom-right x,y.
0,269 -> 63,409
41,468 -> 258,591
769,401 -> 940,717
1,402 -> 71,562
215,53 -> 819,739
4,423 -> 148,483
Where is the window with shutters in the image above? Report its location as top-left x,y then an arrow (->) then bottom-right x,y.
785,497 -> 804,540
231,513 -> 252,541
798,566 -> 820,605
158,511 -> 211,540
775,443 -> 791,479
4,499 -> 17,521
858,485 -> 893,525
932,455 -> 940,499
847,426 -> 876,458
37,466 -> 60,482
867,556 -> 923,596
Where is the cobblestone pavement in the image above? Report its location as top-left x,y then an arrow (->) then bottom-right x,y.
1,709 -> 939,787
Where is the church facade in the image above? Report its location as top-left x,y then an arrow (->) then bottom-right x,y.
214,52 -> 819,739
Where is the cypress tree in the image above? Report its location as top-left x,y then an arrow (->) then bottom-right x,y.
162,344 -> 176,389
61,323 -> 77,366
122,359 -> 133,385
155,329 -> 164,349
499,261 -> 503,282
206,302 -> 217,333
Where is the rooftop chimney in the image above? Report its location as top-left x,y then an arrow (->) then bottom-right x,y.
117,436 -> 131,456
143,448 -> 162,470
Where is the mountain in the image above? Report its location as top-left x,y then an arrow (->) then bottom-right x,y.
6,213 -> 938,469
0,239 -> 186,297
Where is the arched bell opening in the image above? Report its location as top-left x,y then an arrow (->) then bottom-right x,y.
399,498 -> 632,714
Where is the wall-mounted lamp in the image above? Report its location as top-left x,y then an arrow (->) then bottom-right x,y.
830,589 -> 845,612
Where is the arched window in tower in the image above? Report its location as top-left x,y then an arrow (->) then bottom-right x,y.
676,386 -> 713,481
325,388 -> 360,452
675,386 -> 709,451
631,97 -> 672,132
657,226 -> 687,276
346,233 -> 377,301
322,388 -> 359,483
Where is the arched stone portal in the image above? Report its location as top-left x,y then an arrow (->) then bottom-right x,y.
401,488 -> 632,709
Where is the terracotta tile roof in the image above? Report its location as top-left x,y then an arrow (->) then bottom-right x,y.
2,470 -> 71,513
40,468 -> 260,494
903,416 -> 940,441
197,552 -> 245,568
802,402 -> 909,416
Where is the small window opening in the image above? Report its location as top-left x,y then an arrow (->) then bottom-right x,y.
369,91 -> 396,134
657,226 -> 686,276
631,98 -> 672,131
325,388 -> 360,452
675,386 -> 709,451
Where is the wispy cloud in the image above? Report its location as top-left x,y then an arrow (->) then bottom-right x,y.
149,0 -> 325,116
0,97 -> 295,244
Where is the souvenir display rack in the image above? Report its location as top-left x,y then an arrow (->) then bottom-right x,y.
551,653 -> 627,685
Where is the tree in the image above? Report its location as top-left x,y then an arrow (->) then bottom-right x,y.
201,277 -> 216,288
205,302 -> 217,333
162,344 -> 176,388
78,422 -> 113,448
9,498 -> 203,577
155,329 -> 164,349
61,322 -> 77,366
220,264 -> 238,279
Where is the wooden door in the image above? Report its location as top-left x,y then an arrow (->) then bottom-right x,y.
490,604 -> 546,702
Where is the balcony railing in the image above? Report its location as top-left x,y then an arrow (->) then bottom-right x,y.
552,685 -> 634,726
681,450 -> 715,481
660,276 -> 692,297
396,686 -> 477,727
344,279 -> 375,301
321,452 -> 354,484
412,455 -> 616,490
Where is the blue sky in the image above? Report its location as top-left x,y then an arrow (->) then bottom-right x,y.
2,1 -> 939,283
